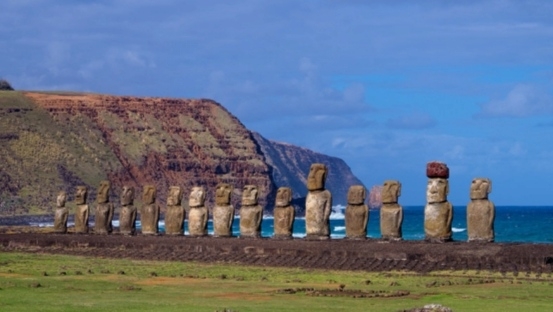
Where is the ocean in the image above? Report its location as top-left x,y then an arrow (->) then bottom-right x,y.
32,205 -> 553,243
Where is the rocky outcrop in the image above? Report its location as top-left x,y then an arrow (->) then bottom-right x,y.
0,91 -> 363,215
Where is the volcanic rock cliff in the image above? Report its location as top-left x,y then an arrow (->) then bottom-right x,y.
0,91 -> 363,215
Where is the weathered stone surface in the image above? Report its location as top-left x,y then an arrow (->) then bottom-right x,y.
165,186 -> 184,235
74,186 -> 89,234
187,186 -> 208,237
119,186 -> 136,235
273,187 -> 295,239
424,178 -> 452,242
53,191 -> 68,233
380,180 -> 403,240
212,183 -> 235,237
239,185 -> 263,238
345,185 -> 368,239
94,181 -> 114,234
305,163 -> 332,239
140,185 -> 159,235
424,202 -> 453,242
467,178 -> 495,242
426,161 -> 449,179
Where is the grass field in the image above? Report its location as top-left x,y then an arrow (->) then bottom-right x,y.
1,252 -> 553,311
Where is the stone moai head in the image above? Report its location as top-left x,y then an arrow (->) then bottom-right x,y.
75,186 -> 88,205
242,185 -> 259,206
215,183 -> 232,205
120,186 -> 135,206
97,180 -> 110,204
307,163 -> 327,191
347,185 -> 366,205
142,185 -> 157,205
427,178 -> 449,204
167,186 -> 182,206
189,186 -> 206,207
56,191 -> 67,208
275,187 -> 292,207
470,178 -> 492,200
381,180 -> 401,204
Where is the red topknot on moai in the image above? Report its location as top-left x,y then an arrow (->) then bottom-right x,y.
426,161 -> 449,179
424,161 -> 453,242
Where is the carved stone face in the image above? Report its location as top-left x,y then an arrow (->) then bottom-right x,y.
307,163 -> 327,191
215,183 -> 232,205
75,186 -> 88,205
120,186 -> 135,206
142,185 -> 156,204
347,185 -> 366,205
189,186 -> 205,207
97,180 -> 110,204
167,186 -> 182,206
242,185 -> 258,206
382,180 -> 401,204
275,187 -> 292,207
427,178 -> 449,203
56,191 -> 67,208
470,178 -> 491,200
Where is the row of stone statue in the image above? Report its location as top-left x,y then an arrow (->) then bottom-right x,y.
52,162 -> 495,242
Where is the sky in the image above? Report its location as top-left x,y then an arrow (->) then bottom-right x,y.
2,0 -> 553,206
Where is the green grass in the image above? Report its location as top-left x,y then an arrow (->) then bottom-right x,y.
1,252 -> 553,311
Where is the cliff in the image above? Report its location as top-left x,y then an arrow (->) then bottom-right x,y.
0,91 -> 363,215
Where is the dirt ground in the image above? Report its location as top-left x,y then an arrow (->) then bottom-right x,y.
2,228 -> 553,274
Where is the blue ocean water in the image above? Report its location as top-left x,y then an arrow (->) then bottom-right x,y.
34,205 -> 553,243
156,205 -> 553,243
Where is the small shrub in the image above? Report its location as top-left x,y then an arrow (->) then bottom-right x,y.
0,79 -> 14,91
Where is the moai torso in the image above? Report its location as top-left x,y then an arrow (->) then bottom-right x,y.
345,185 -> 368,239
380,180 -> 403,240
188,186 -> 208,236
119,186 -> 136,235
273,187 -> 295,239
305,163 -> 332,239
213,183 -> 235,237
95,180 -> 114,235
165,186 -> 184,235
467,178 -> 495,242
424,162 -> 452,242
74,186 -> 89,234
140,185 -> 159,235
239,185 -> 263,238
53,191 -> 69,234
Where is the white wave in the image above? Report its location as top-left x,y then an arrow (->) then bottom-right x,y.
333,226 -> 346,232
452,227 -> 466,233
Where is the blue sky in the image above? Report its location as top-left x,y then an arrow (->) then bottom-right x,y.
2,1 -> 553,205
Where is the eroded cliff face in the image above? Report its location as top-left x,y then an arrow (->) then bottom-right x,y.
0,91 -> 362,215
251,132 -> 364,212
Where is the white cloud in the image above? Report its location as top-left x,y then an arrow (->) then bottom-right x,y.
477,84 -> 553,117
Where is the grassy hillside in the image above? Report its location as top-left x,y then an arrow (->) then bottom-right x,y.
0,91 -> 119,214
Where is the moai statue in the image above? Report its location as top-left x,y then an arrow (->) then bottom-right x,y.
53,191 -> 69,233
213,183 -> 235,237
467,178 -> 495,242
165,186 -> 184,235
273,187 -> 295,239
74,186 -> 89,234
119,186 -> 136,235
188,186 -> 208,237
140,185 -> 160,235
345,185 -> 368,239
305,163 -> 332,240
424,162 -> 453,242
380,180 -> 403,241
239,185 -> 263,238
94,180 -> 114,234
